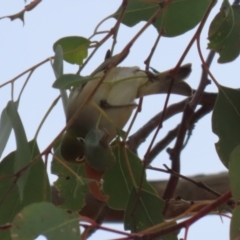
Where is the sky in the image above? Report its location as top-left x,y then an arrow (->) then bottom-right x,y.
0,1 -> 238,239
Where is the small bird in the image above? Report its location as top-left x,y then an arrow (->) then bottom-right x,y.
61,61 -> 192,163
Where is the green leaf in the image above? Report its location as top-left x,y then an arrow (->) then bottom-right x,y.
0,101 -> 18,158
112,0 -> 211,37
52,45 -> 68,114
103,145 -> 157,210
85,128 -> 115,171
230,206 -> 240,240
229,145 -> 240,200
53,45 -> 64,78
124,187 -> 164,232
10,202 -> 80,240
212,86 -> 240,167
208,0 -> 233,43
52,74 -> 91,89
51,145 -> 89,212
6,101 -> 31,201
53,36 -> 90,65
208,1 -> 240,63
124,188 -> 177,240
0,140 -> 50,240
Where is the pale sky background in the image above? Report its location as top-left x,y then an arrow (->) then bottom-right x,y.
1,1 -> 239,239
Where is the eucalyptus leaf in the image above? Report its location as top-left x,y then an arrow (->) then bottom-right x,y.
52,44 -> 68,115
208,0 -> 233,43
212,86 -> 240,167
124,188 -> 177,239
51,143 -> 89,212
0,140 -> 50,240
53,45 -> 63,78
230,206 -> 240,240
53,74 -> 91,89
11,202 -> 80,240
103,145 -> 157,210
0,101 -> 18,158
124,187 -> 165,232
112,0 -> 211,37
229,145 -> 240,200
53,36 -> 90,65
6,101 -> 31,201
208,1 -> 240,63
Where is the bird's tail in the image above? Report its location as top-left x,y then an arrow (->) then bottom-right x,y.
137,63 -> 192,98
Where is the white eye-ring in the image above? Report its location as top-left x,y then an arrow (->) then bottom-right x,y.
76,137 -> 85,143
75,155 -> 84,162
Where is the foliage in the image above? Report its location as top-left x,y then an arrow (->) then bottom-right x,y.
1,0 -> 240,239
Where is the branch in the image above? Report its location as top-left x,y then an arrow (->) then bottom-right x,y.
127,92 -> 217,154
147,93 -> 216,163
0,0 -> 41,24
51,171 -> 229,222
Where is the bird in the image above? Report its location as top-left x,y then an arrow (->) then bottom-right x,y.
60,59 -> 192,165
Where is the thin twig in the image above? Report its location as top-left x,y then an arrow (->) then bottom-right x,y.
147,164 -> 222,197
0,57 -> 51,88
34,95 -> 61,140
144,31 -> 162,71
17,69 -> 35,102
163,164 -> 222,197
